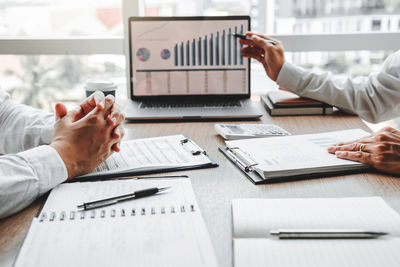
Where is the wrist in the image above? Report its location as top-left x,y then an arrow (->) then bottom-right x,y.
50,141 -> 81,179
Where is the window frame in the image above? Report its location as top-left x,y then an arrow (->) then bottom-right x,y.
0,1 -> 398,54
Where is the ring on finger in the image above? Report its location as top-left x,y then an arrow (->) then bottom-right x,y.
359,143 -> 366,152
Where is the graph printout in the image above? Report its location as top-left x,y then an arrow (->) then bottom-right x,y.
130,18 -> 249,96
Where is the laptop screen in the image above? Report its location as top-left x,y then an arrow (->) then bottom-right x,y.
129,16 -> 250,98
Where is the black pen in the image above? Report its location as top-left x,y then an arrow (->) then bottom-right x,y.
77,186 -> 170,211
233,33 -> 276,45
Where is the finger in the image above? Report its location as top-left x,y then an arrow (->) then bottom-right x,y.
112,125 -> 125,139
98,94 -> 115,116
335,150 -> 373,165
93,91 -> 106,110
81,91 -> 105,114
111,111 -> 125,127
242,46 -> 265,55
55,103 -> 67,121
110,130 -> 123,152
251,35 -> 273,51
239,38 -> 254,46
333,136 -> 374,146
241,47 -> 265,63
327,143 -> 370,153
111,142 -> 121,152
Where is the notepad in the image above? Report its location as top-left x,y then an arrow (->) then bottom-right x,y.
14,178 -> 218,267
232,197 -> 400,267
78,134 -> 217,180
219,129 -> 371,184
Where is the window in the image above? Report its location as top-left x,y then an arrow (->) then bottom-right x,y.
0,0 -> 122,37
1,0 -> 400,110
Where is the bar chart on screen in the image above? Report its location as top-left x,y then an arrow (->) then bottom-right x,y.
130,19 -> 249,96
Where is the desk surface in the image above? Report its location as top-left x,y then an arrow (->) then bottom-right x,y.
1,100 -> 399,267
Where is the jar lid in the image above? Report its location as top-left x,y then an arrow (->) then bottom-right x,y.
84,80 -> 117,90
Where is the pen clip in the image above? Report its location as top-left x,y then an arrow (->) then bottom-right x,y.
227,147 -> 258,172
180,138 -> 207,155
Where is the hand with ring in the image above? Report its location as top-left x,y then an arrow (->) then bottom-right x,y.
327,126 -> 400,175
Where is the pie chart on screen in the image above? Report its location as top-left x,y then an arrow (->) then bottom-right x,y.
160,49 -> 171,60
136,48 -> 150,62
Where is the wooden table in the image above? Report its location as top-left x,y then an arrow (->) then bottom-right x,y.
1,100 -> 399,267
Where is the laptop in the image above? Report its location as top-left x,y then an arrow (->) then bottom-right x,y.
124,16 -> 262,120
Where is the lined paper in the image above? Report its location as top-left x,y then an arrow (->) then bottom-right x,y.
14,178 -> 218,267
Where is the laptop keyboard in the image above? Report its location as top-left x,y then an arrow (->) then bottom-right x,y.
140,100 -> 242,108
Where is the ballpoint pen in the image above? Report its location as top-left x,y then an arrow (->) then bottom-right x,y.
233,33 -> 277,45
77,186 -> 170,211
270,229 -> 388,239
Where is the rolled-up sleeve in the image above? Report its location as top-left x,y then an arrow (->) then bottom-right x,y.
276,50 -> 400,123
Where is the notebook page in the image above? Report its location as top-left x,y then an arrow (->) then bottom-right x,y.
41,178 -> 197,215
15,212 -> 217,267
225,129 -> 369,175
232,197 -> 400,238
80,135 -> 211,177
14,178 -> 218,267
234,238 -> 400,267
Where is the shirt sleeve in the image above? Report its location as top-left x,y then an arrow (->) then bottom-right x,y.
0,145 -> 67,219
276,50 -> 400,123
0,91 -> 55,154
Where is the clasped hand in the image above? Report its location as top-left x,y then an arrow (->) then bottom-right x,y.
50,91 -> 125,179
328,127 -> 400,175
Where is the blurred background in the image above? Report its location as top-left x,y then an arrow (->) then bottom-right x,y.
0,0 -> 399,128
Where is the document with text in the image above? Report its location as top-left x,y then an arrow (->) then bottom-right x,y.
221,129 -> 371,182
78,134 -> 217,179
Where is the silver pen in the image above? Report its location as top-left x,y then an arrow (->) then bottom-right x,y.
270,229 -> 387,239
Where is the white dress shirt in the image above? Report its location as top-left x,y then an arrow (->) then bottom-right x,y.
277,50 -> 400,123
0,91 -> 67,219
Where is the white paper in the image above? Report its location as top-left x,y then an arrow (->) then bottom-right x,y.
232,197 -> 400,238
80,135 -> 211,178
235,238 -> 400,267
14,178 -> 218,267
232,197 -> 400,267
225,129 -> 370,177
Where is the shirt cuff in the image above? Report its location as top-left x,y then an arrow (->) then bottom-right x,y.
18,145 -> 68,195
40,124 -> 54,145
276,61 -> 309,94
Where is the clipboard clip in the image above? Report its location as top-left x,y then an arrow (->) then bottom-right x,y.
181,138 -> 207,155
226,147 -> 258,172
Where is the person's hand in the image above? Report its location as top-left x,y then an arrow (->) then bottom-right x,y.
71,91 -> 125,152
240,32 -> 285,81
327,127 -> 400,175
50,95 -> 125,179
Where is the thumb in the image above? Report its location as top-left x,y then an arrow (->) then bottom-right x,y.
55,103 -> 67,121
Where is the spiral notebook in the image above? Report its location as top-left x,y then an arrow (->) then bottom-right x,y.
13,178 -> 218,267
77,134 -> 218,181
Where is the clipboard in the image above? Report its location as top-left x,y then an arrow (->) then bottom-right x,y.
219,146 -> 371,185
218,146 -> 265,184
74,135 -> 218,182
